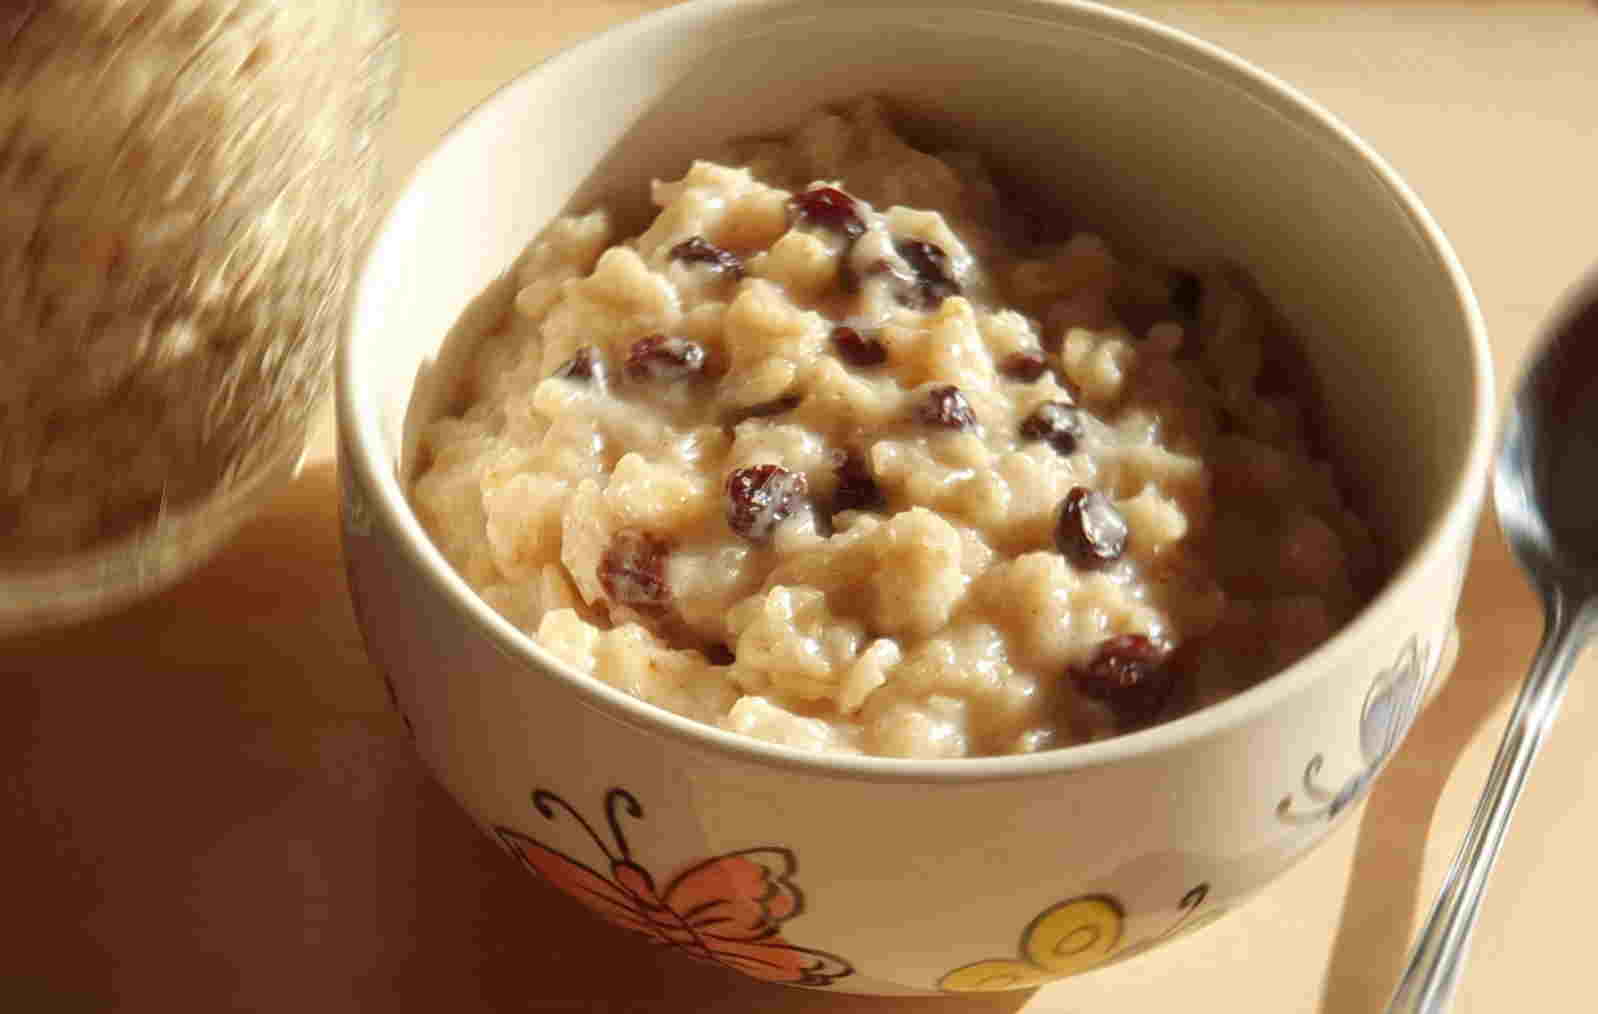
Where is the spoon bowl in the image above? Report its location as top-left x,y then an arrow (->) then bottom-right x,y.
1497,286 -> 1598,588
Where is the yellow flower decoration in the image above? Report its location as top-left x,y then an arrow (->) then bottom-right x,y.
939,895 -> 1123,992
938,884 -> 1213,992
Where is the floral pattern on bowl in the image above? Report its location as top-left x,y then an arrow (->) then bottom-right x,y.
1279,635 -> 1436,824
938,883 -> 1216,991
493,787 -> 855,987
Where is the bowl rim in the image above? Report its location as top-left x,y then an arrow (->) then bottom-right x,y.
337,0 -> 1495,783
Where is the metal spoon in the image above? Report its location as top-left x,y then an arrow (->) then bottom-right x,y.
1387,280 -> 1598,1013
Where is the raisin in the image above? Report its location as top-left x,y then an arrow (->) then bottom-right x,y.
830,450 -> 886,514
1254,352 -> 1302,398
669,236 -> 745,280
598,530 -> 672,611
1000,351 -> 1049,382
1070,634 -> 1176,729
1114,270 -> 1204,337
1169,270 -> 1203,320
551,346 -> 603,383
703,643 -> 736,666
726,465 -> 808,542
1055,487 -> 1127,568
831,325 -> 887,367
1020,401 -> 1084,456
1005,199 -> 1055,248
727,393 -> 802,424
918,385 -> 977,431
789,186 -> 865,241
893,238 -> 960,310
626,334 -> 706,382
1110,298 -> 1167,339
837,257 -> 862,294
996,178 -> 1074,248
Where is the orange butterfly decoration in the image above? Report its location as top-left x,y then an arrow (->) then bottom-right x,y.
494,787 -> 854,988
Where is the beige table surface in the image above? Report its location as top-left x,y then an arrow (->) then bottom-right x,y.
6,2 -> 1598,1011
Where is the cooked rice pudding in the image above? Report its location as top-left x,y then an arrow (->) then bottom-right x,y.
409,100 -> 1379,758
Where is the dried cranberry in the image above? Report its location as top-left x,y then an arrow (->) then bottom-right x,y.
598,530 -> 672,611
999,351 -> 1049,382
551,346 -> 603,383
918,385 -> 977,431
626,334 -> 706,382
1055,487 -> 1127,568
893,238 -> 960,310
1020,401 -> 1084,456
830,450 -> 886,515
669,236 -> 745,280
831,325 -> 887,367
1070,634 -> 1176,729
789,186 -> 865,241
726,465 -> 808,541
1169,270 -> 1203,321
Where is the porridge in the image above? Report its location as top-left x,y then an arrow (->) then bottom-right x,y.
410,100 -> 1379,758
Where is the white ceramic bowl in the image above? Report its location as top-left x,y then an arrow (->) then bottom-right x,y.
339,0 -> 1492,995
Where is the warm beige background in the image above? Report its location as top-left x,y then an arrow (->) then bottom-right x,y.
5,2 -> 1596,1011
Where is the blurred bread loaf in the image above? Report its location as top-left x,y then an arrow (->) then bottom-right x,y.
0,0 -> 395,561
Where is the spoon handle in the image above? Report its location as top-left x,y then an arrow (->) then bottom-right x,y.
1386,594 -> 1592,1013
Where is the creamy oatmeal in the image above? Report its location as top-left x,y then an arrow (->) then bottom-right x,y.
410,100 -> 1379,758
